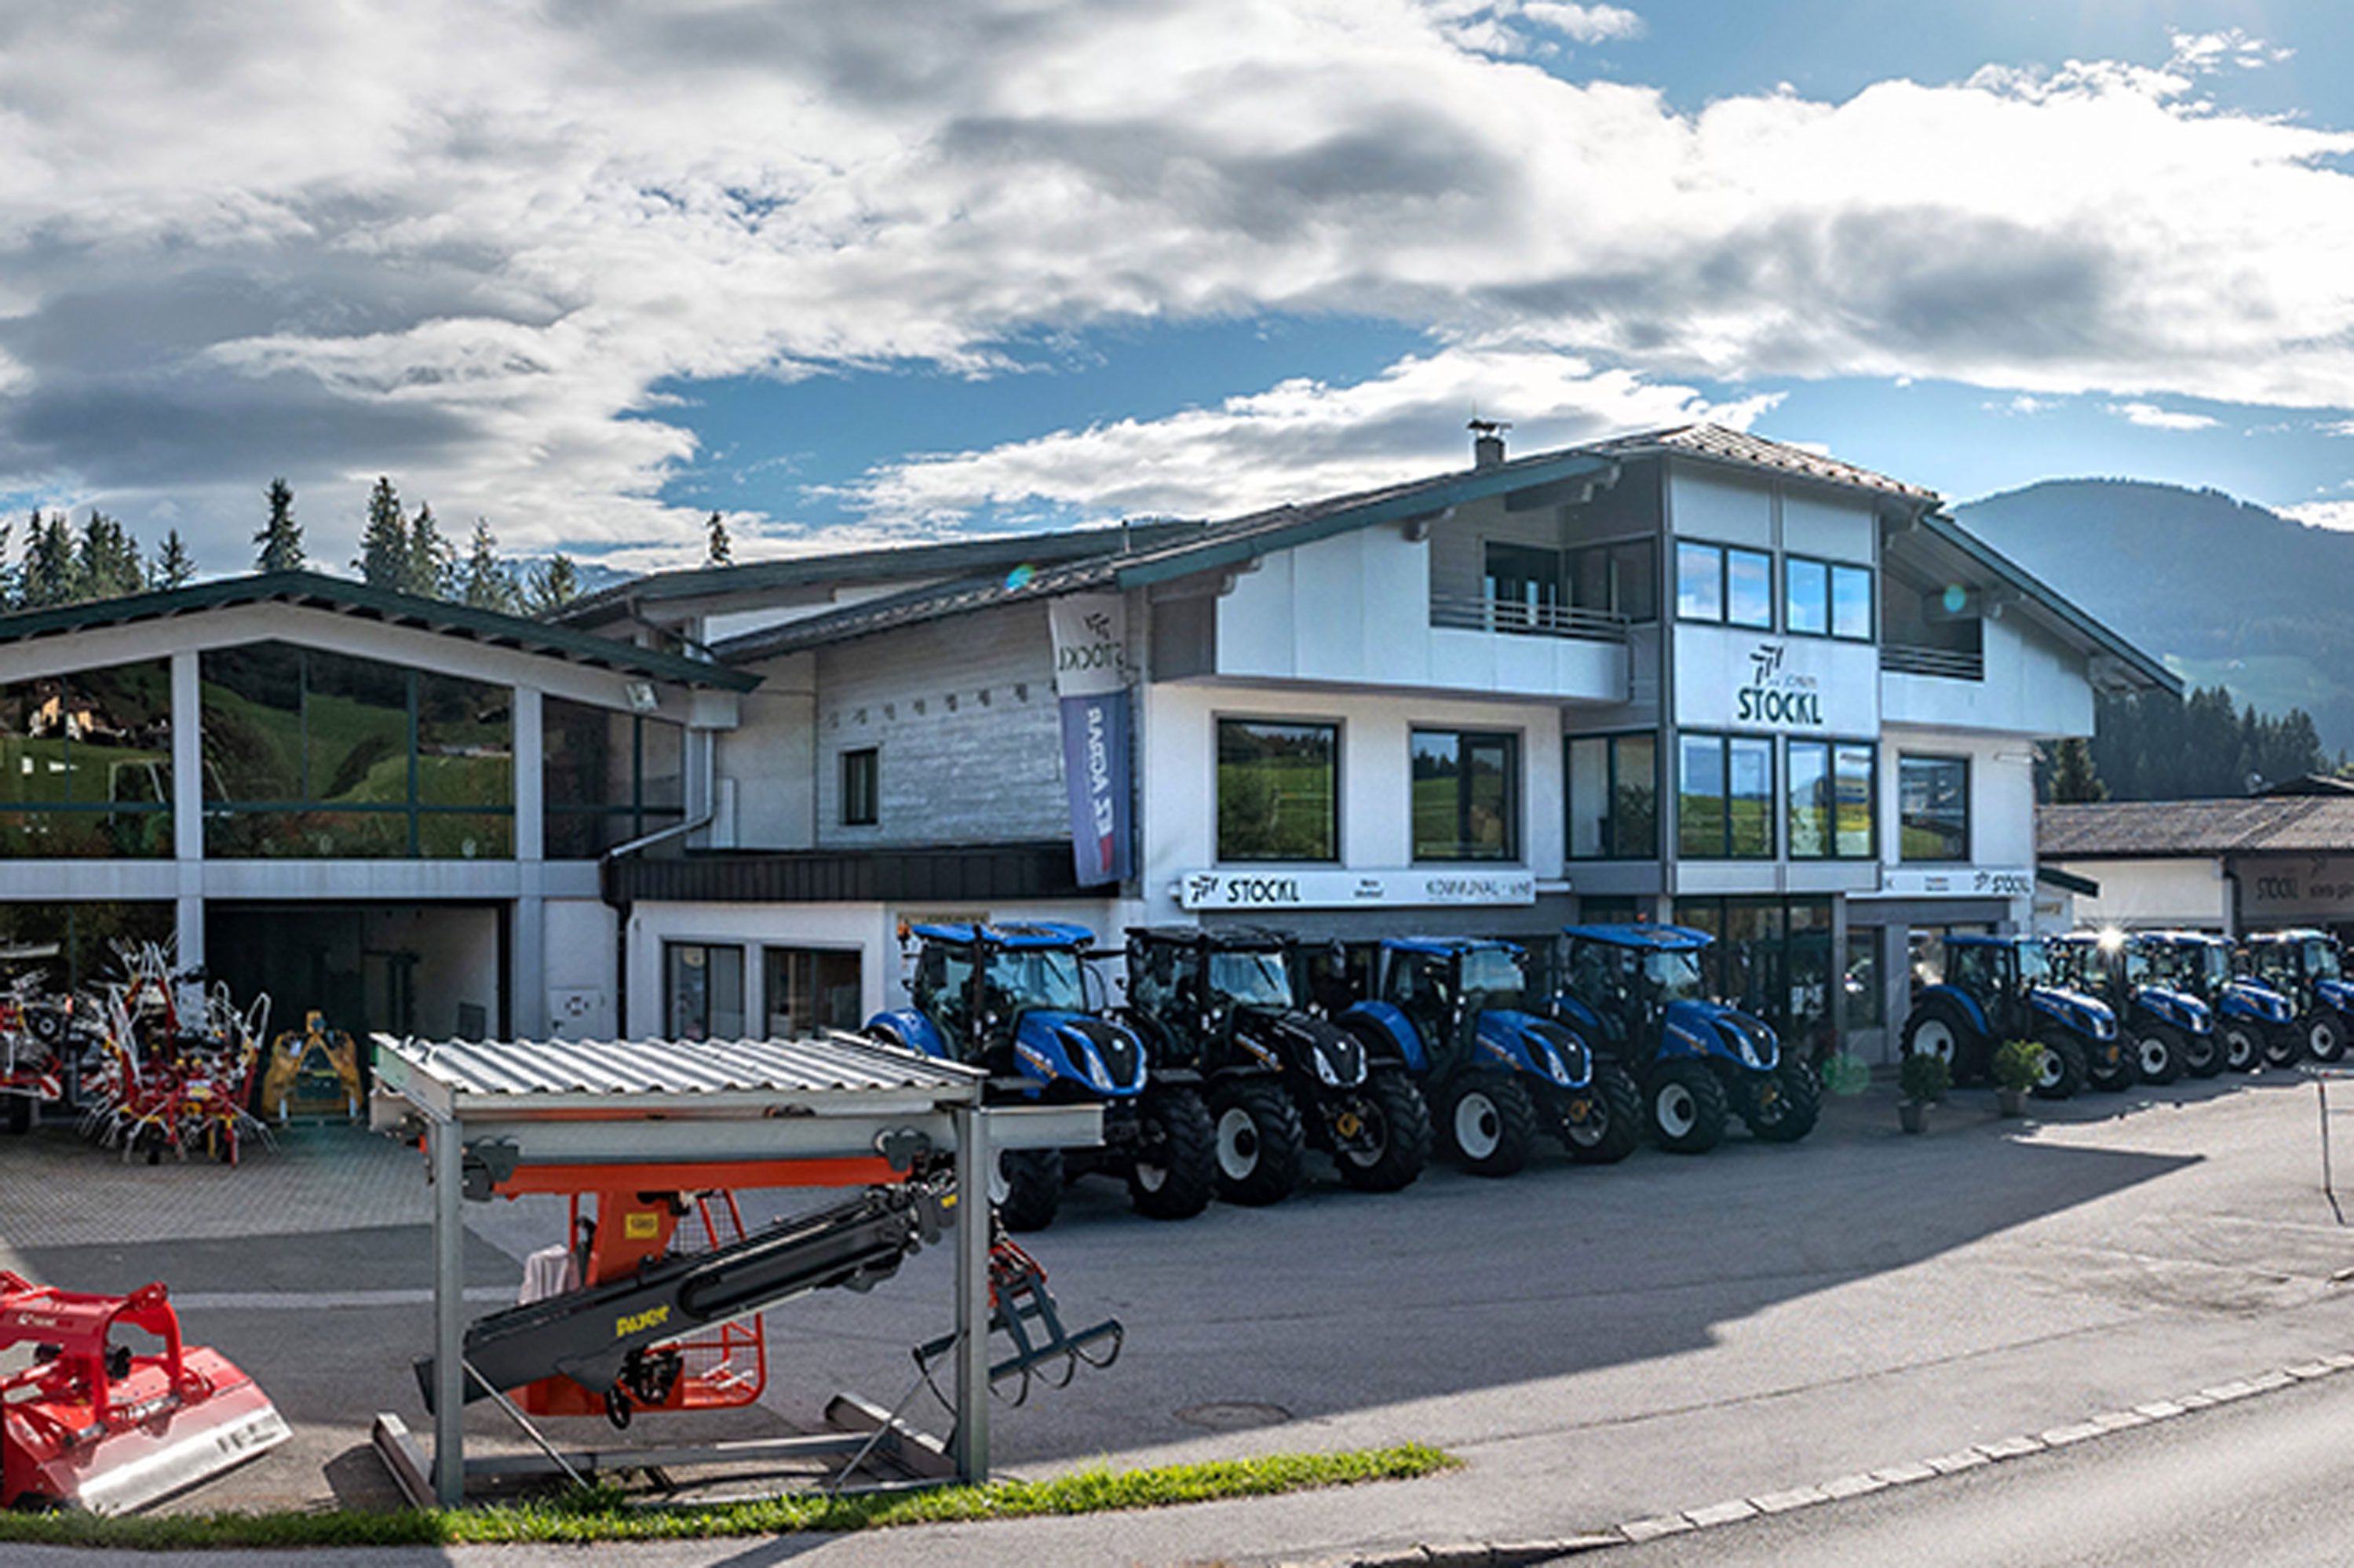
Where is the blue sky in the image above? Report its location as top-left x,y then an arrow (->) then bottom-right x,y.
2,2 -> 2352,571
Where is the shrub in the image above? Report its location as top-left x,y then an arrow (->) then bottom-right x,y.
1991,1038 -> 2045,1093
1899,1048 -> 1951,1105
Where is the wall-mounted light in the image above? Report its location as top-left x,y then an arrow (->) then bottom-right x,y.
623,680 -> 659,713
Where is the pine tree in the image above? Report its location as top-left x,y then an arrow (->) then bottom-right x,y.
459,518 -> 519,613
255,477 -> 304,572
705,510 -> 732,567
356,476 -> 411,590
76,510 -> 143,601
527,554 -> 581,615
407,501 -> 453,599
2047,738 -> 2107,803
20,512 -> 78,608
0,516 -> 16,612
150,529 -> 196,590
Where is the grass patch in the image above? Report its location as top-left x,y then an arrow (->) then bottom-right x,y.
0,1443 -> 1458,1551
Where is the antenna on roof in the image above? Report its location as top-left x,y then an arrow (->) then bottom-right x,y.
1468,418 -> 1511,470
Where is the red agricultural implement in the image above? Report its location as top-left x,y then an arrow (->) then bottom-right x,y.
0,1271 -> 288,1513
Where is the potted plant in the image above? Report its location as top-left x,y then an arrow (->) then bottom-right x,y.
1991,1038 -> 2043,1118
1898,1049 -> 1951,1134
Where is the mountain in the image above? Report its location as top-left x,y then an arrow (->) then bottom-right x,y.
1953,480 -> 2354,757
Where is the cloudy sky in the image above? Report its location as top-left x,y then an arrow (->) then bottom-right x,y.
5,1 -> 2353,574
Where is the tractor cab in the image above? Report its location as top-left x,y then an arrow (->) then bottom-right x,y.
1903,934 -> 2118,1094
2046,931 -> 2215,1081
889,921 -> 1143,1099
2241,929 -> 2354,1063
1122,927 -> 1354,1081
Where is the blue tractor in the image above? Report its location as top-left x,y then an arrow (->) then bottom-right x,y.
866,921 -> 1215,1231
2126,930 -> 2296,1073
2046,931 -> 2221,1082
1900,934 -> 2119,1098
1335,937 -> 1622,1177
1548,924 -> 1817,1154
2242,929 -> 2354,1064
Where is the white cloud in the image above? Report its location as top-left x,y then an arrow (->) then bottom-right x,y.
2169,28 -> 2291,75
2282,500 -> 2354,533
2106,401 -> 2221,431
0,2 -> 2349,564
1991,393 -> 2061,416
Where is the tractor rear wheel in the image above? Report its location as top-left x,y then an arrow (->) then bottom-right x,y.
1900,1001 -> 1984,1085
2263,1022 -> 2305,1069
1743,1061 -> 1822,1143
2132,1024 -> 2185,1086
991,1147 -> 1063,1233
1437,1074 -> 1536,1177
1127,1087 -> 1216,1220
2309,1010 -> 2351,1064
1647,1060 -> 1729,1154
2030,1032 -> 2087,1099
2178,1026 -> 2224,1078
2085,1030 -> 2137,1092
1559,1059 -> 1642,1164
1206,1078 -> 1305,1207
2220,1019 -> 2264,1073
1330,1069 -> 1431,1193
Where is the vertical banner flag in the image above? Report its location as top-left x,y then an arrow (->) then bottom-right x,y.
1049,593 -> 1132,886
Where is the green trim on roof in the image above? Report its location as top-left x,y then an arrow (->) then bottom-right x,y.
1913,512 -> 2178,696
2035,864 -> 2102,898
0,571 -> 758,691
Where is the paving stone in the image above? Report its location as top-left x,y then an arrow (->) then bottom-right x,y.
2200,1380 -> 2258,1402
2324,1353 -> 2354,1371
1974,1435 -> 2046,1459
1619,1516 -> 1694,1543
2175,1392 -> 2217,1409
1820,1473 -> 1890,1500
1749,1487 -> 1829,1515
2089,1409 -> 2151,1431
1923,1449 -> 1991,1475
1684,1500 -> 1760,1528
2040,1422 -> 2105,1446
2248,1370 -> 2296,1392
2134,1401 -> 2188,1420
2285,1362 -> 2334,1381
1871,1461 -> 1937,1485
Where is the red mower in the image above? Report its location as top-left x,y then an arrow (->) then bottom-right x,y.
1,1271 -> 288,1513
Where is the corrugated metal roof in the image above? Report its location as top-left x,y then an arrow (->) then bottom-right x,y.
2039,798 -> 2354,859
377,1031 -> 981,1105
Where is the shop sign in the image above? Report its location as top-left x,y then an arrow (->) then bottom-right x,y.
1878,866 -> 2034,899
1674,626 -> 1878,735
1177,869 -> 1539,911
2238,856 -> 2354,921
1048,593 -> 1131,886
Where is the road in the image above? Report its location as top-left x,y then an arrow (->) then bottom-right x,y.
1610,1363 -> 2354,1568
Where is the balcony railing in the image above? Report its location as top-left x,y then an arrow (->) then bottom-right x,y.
1429,596 -> 1631,644
1881,643 -> 1984,681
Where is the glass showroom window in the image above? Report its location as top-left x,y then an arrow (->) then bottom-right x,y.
1567,732 -> 1658,859
840,747 -> 879,826
542,695 -> 686,859
1412,730 -> 1519,862
0,659 -> 173,859
1787,738 -> 1876,859
1830,563 -> 1873,640
1568,540 -> 1658,622
200,643 -> 513,859
1675,542 -> 1722,622
1217,720 -> 1338,862
666,943 -> 745,1041
1899,755 -> 1969,862
1679,733 -> 1773,859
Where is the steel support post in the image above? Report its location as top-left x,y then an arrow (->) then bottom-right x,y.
431,1118 -> 468,1505
951,1103 -> 990,1482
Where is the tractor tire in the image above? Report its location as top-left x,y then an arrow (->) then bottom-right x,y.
991,1147 -> 1064,1233
1437,1074 -> 1538,1178
1900,1001 -> 1985,1086
5,1094 -> 30,1136
1559,1059 -> 1643,1164
2131,1023 -> 2185,1087
2263,1021 -> 2305,1070
2030,1033 -> 2088,1100
1206,1078 -> 1305,1207
1743,1061 -> 1822,1144
2309,1010 -> 2352,1064
1647,1060 -> 1729,1154
2178,1025 -> 2224,1079
2220,1018 -> 2264,1074
1330,1069 -> 1432,1193
2085,1030 -> 2137,1092
1127,1086 -> 1216,1220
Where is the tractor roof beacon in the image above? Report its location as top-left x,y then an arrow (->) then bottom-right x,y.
865,922 -> 1216,1231
1550,924 -> 1819,1154
1901,934 -> 2118,1100
1121,927 -> 1429,1202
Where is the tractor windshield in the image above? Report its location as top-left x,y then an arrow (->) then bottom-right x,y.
1458,947 -> 1527,1008
1207,950 -> 1294,1008
981,946 -> 1086,1014
2310,940 -> 2343,981
1643,947 -> 1709,1003
2200,944 -> 2234,989
2015,942 -> 2051,986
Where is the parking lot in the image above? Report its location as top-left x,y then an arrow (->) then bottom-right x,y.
6,1066 -> 2354,1539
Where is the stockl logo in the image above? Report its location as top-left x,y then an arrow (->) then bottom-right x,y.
1735,640 -> 1823,727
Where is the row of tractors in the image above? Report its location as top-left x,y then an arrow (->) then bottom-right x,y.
864,921 -> 1819,1231
1900,927 -> 2352,1098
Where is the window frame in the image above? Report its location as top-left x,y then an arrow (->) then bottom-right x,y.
1410,727 -> 1521,864
1784,553 -> 1875,643
1566,731 -> 1659,861
1897,753 -> 1972,863
1677,731 -> 1776,860
1677,541 -> 1773,628
1215,716 -> 1341,864
839,746 -> 880,827
1567,535 -> 1659,624
663,941 -> 746,1042
1786,736 -> 1878,861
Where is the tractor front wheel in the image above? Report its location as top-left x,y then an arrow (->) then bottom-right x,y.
1206,1078 -> 1305,1207
2085,1032 -> 2137,1092
2309,1010 -> 2352,1064
1127,1087 -> 1216,1220
1648,1060 -> 1729,1154
1559,1059 -> 1643,1164
1900,1001 -> 1984,1085
2220,1019 -> 2264,1073
991,1147 -> 1063,1233
1330,1069 -> 1431,1193
2263,1022 -> 2305,1070
2030,1032 -> 2087,1099
1743,1061 -> 1822,1144
2133,1024 -> 2185,1086
1438,1074 -> 1536,1177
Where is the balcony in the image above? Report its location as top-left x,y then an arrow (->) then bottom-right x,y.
1881,643 -> 1984,681
1429,596 -> 1630,643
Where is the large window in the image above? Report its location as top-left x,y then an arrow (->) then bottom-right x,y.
1678,733 -> 1773,859
1217,720 -> 1338,862
1787,556 -> 1874,641
666,943 -> 745,1041
840,747 -> 879,827
1411,730 -> 1519,862
1567,732 -> 1658,859
1899,755 -> 1969,862
1677,542 -> 1772,628
1484,543 -> 1561,630
0,661 -> 173,858
1675,895 -> 1836,1057
542,695 -> 685,859
1786,738 -> 1876,860
764,946 -> 862,1037
1568,540 -> 1658,623
200,644 -> 512,859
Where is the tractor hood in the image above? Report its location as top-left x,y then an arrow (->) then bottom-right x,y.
2318,979 -> 2354,1016
1234,1008 -> 1367,1088
1013,1012 -> 1146,1098
1474,1009 -> 1591,1089
2031,986 -> 2117,1041
2134,986 -> 2212,1035
2220,979 -> 2294,1026
1663,1000 -> 1781,1072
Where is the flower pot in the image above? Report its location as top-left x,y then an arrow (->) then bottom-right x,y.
1899,1099 -> 1927,1134
1996,1086 -> 2026,1118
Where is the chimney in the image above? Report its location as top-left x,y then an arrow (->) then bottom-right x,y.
1469,418 -> 1509,469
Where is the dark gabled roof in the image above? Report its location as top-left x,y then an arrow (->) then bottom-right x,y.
2038,798 -> 2354,859
552,520 -> 1206,629
0,571 -> 758,691
1587,424 -> 1939,502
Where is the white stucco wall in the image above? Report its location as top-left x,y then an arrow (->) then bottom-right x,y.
2048,858 -> 2230,932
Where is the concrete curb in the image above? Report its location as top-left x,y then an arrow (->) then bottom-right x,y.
1290,1350 -> 2354,1566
